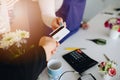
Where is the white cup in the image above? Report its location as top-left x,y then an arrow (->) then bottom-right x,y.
47,59 -> 62,79
109,30 -> 120,39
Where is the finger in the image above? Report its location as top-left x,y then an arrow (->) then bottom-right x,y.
63,22 -> 66,27
57,17 -> 63,23
57,17 -> 63,26
51,48 -> 56,54
52,25 -> 59,30
51,19 -> 60,30
56,41 -> 60,47
51,41 -> 60,54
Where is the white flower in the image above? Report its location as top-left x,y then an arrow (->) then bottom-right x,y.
108,18 -> 117,25
0,30 -> 30,57
0,32 -> 16,49
16,29 -> 30,39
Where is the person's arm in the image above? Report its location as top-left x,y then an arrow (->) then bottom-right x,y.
0,45 -> 47,80
23,46 -> 47,80
0,36 -> 59,80
38,0 -> 56,27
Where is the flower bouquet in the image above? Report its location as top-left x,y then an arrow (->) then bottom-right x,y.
98,61 -> 117,76
0,30 -> 33,59
104,18 -> 120,39
104,17 -> 120,30
98,55 -> 117,80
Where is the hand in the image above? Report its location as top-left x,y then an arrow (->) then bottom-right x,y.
39,36 -> 59,61
51,17 -> 63,30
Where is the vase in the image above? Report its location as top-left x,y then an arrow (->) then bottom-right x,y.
109,30 -> 120,39
103,74 -> 112,80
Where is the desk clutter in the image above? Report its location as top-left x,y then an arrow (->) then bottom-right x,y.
62,49 -> 98,74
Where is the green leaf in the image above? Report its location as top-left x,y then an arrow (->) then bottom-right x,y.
87,38 -> 106,45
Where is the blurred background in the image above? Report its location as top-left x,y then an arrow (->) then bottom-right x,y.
83,0 -> 120,21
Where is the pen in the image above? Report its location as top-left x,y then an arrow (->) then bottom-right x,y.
103,54 -> 110,61
103,54 -> 117,65
103,12 -> 113,15
65,47 -> 86,51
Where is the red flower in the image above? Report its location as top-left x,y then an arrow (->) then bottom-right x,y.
108,68 -> 116,77
118,28 -> 120,32
100,62 -> 106,68
104,21 -> 109,28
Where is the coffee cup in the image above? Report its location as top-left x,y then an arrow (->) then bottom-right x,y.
47,59 -> 62,79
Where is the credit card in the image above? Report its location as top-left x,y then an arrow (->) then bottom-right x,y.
49,26 -> 70,42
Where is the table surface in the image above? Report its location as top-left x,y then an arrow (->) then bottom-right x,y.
38,5 -> 120,80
